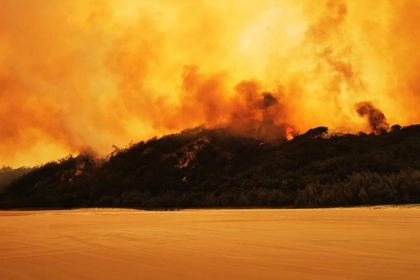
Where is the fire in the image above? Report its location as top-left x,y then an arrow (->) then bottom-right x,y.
1,0 -> 420,167
285,126 -> 294,141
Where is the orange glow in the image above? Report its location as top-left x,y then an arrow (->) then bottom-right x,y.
286,126 -> 294,141
1,0 -> 420,167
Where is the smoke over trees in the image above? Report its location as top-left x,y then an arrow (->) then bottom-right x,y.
2,0 -> 420,167
355,101 -> 389,134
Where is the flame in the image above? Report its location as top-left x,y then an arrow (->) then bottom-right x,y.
285,126 -> 295,141
1,0 -> 420,167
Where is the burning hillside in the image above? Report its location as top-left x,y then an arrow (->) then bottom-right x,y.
2,124 -> 420,209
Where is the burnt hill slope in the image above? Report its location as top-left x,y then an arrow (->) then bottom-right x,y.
1,125 -> 420,209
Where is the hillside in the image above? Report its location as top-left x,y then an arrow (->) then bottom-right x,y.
1,125 -> 420,209
0,166 -> 33,193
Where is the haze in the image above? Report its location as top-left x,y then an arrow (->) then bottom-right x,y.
1,0 -> 420,167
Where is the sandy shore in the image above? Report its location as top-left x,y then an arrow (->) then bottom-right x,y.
0,207 -> 419,279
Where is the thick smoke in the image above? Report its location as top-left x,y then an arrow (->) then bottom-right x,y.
1,0 -> 420,167
262,93 -> 278,109
355,101 -> 389,134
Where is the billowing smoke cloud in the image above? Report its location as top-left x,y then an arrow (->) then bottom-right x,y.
262,93 -> 278,109
1,0 -> 420,167
355,101 -> 389,134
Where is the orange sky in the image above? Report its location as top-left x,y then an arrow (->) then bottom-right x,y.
1,0 -> 419,167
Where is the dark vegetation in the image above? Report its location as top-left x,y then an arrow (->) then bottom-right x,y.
1,124 -> 420,209
0,166 -> 32,193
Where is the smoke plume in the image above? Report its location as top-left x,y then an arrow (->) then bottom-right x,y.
1,0 -> 420,167
354,101 -> 389,134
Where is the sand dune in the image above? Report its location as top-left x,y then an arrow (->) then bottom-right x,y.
0,207 -> 419,279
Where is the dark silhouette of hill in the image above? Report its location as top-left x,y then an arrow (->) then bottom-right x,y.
1,124 -> 420,209
0,166 -> 33,193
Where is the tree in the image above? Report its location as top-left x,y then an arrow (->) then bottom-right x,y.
304,126 -> 329,138
391,124 -> 402,132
